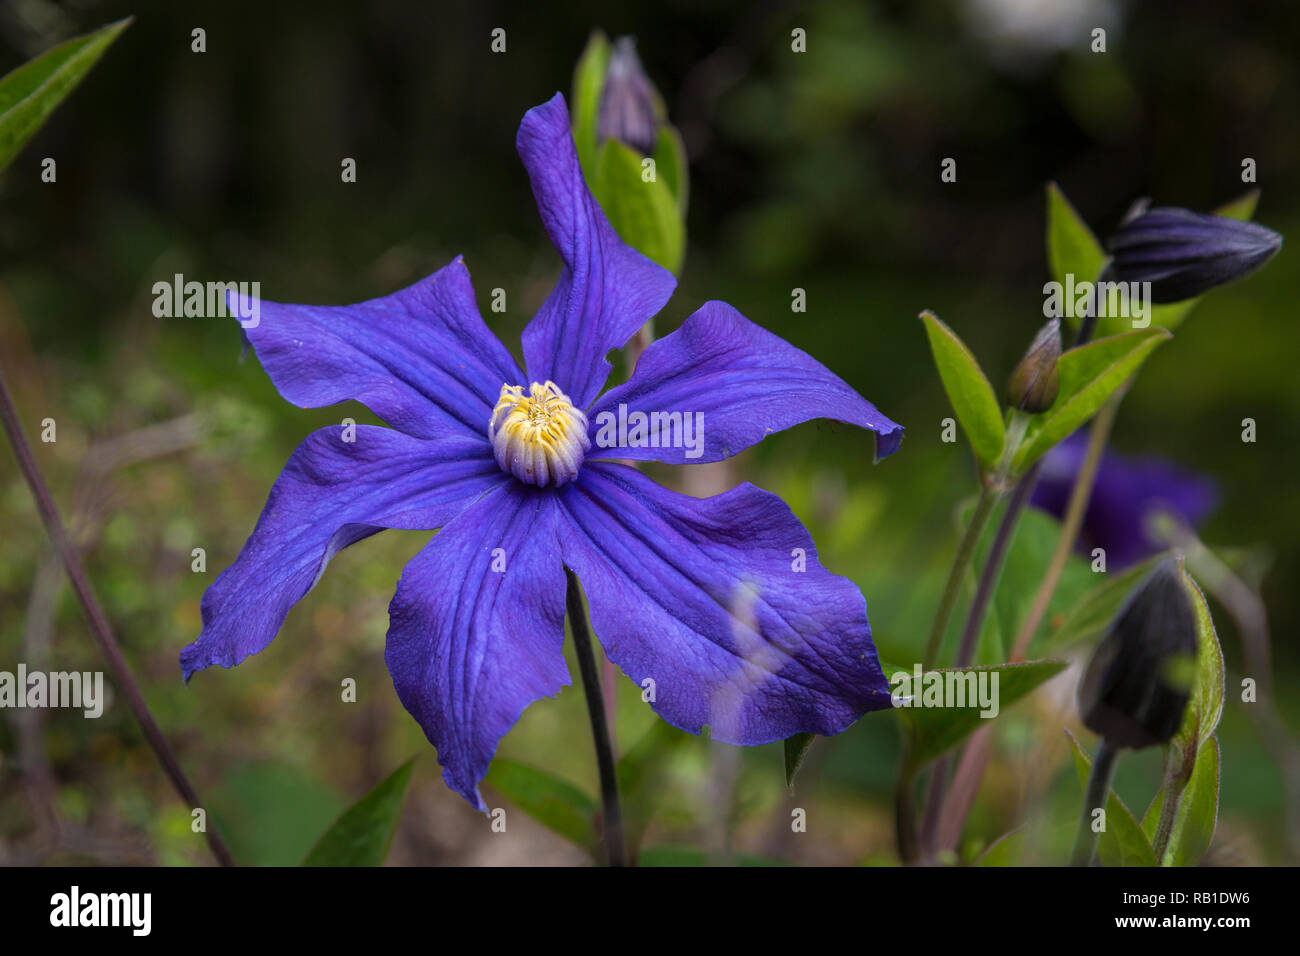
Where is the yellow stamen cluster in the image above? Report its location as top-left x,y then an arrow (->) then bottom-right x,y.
489,381 -> 590,487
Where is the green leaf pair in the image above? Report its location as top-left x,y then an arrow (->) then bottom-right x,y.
920,310 -> 1169,478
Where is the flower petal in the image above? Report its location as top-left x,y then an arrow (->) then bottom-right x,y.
385,482 -> 568,809
240,257 -> 523,440
588,300 -> 904,463
517,93 -> 676,408
557,462 -> 892,744
181,426 -> 503,679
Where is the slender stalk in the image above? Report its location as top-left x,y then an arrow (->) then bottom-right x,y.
895,766 -> 921,864
1150,783 -> 1182,864
956,463 -> 1039,667
0,367 -> 233,866
565,569 -> 626,867
920,462 -> 1039,856
1009,392 -> 1123,660
931,312 -> 1121,853
1071,738 -> 1120,866
921,487 -> 998,669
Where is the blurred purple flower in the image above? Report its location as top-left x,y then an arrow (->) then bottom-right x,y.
179,94 -> 903,808
1030,432 -> 1218,570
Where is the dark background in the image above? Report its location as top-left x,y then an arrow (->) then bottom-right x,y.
1,0 -> 1296,865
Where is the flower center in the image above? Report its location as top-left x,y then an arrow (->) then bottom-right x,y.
489,381 -> 590,487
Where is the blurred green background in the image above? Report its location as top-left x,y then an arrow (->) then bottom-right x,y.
1,0 -> 1297,865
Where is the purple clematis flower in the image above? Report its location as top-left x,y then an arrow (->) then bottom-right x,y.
180,94 -> 903,808
1030,432 -> 1217,570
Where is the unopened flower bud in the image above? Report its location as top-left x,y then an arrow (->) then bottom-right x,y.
597,37 -> 660,157
1077,558 -> 1198,749
1108,206 -> 1282,304
1006,319 -> 1061,413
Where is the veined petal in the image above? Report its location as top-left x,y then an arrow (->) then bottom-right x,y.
557,462 -> 891,745
180,426 -> 503,679
240,257 -> 523,440
588,300 -> 904,463
385,483 -> 568,809
517,93 -> 676,409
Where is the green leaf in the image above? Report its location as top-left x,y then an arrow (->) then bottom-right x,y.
1066,730 -> 1157,867
1042,553 -> 1166,653
570,29 -> 611,179
975,827 -> 1027,866
1214,189 -> 1259,221
593,138 -> 685,273
1144,736 -> 1221,866
919,311 -> 1006,470
617,719 -> 691,854
783,733 -> 816,792
1046,182 -> 1107,290
1096,298 -> 1198,340
302,759 -> 415,866
485,758 -> 598,853
1171,569 -> 1225,758
1013,328 -> 1171,472
0,17 -> 131,176
899,659 -> 1069,768
1140,569 -> 1225,867
636,845 -> 786,866
972,504 -> 1075,653
652,124 -> 689,214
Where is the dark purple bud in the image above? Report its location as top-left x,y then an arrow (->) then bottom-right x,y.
597,37 -> 660,156
1108,206 -> 1282,304
1077,558 -> 1198,749
1006,319 -> 1061,413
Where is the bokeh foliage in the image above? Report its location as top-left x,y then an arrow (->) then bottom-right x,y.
1,0 -> 1297,864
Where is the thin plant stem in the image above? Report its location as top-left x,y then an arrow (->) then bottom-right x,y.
930,315 -> 1122,854
921,487 -> 999,670
1071,738 -> 1120,866
1009,391 -> 1124,661
1150,781 -> 1182,864
895,767 -> 921,864
565,569 -> 627,867
956,463 -> 1040,668
0,366 -> 233,866
920,463 -> 1039,856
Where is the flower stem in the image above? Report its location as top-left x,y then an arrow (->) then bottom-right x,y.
956,462 -> 1039,668
920,462 -> 1040,857
1150,785 -> 1182,864
0,366 -> 233,866
895,765 -> 921,864
1009,390 -> 1124,661
565,569 -> 627,867
921,487 -> 999,670
1071,737 -> 1120,866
